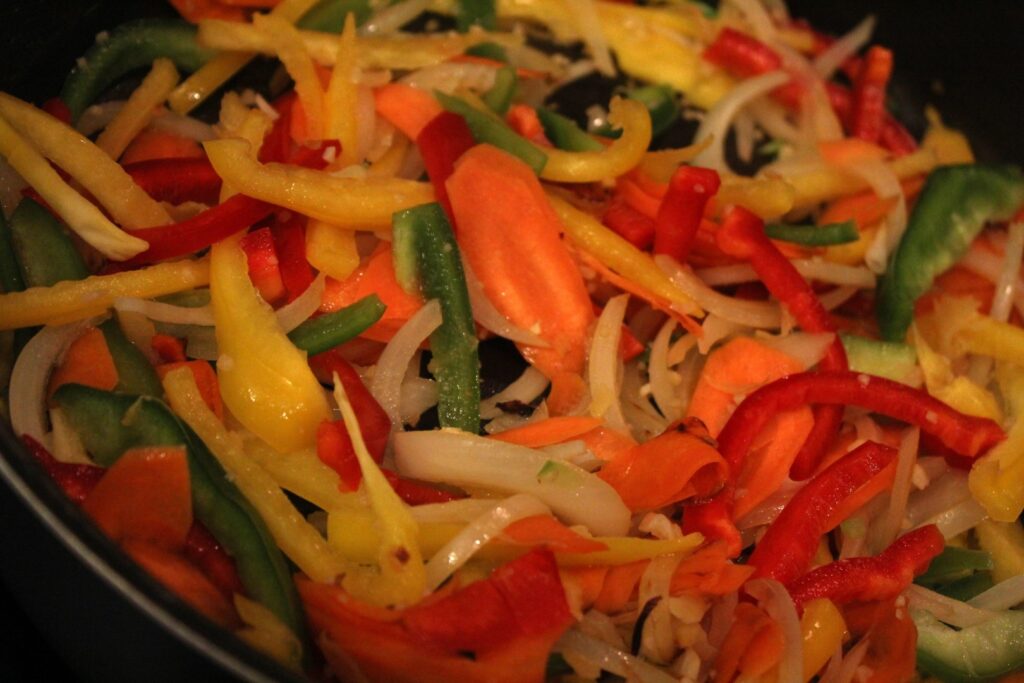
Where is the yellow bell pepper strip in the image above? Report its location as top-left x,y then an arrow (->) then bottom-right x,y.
0,93 -> 172,229
327,506 -> 702,566
204,139 -> 434,229
0,115 -> 147,261
714,175 -> 796,220
911,325 -> 1002,422
547,194 -> 703,317
638,140 -> 711,183
234,594 -> 303,672
539,98 -> 651,183
922,107 -> 974,166
325,12 -> 360,166
164,366 -> 347,584
306,222 -> 360,281
197,19 -> 523,71
0,258 -> 209,330
332,376 -> 426,608
974,519 -> 1024,584
954,313 -> 1024,367
95,58 -> 180,160
243,437 -> 361,513
168,0 -> 320,115
210,233 -> 330,452
785,146 -> 939,212
970,363 -> 1024,521
253,13 -> 325,141
800,598 -> 847,682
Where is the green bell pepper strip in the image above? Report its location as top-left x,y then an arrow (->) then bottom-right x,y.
913,608 -> 1024,682
626,84 -> 678,138
877,164 -> 1024,342
60,19 -> 216,122
536,108 -> 604,152
296,0 -> 372,32
286,294 -> 385,356
935,572 -> 994,602
915,546 -> 994,588
763,220 -> 858,246
435,91 -> 548,175
839,333 -> 918,383
8,198 -> 88,287
481,65 -> 517,116
99,318 -> 163,397
51,383 -> 309,655
392,203 -> 480,433
0,209 -> 25,295
464,41 -> 508,62
455,0 -> 497,32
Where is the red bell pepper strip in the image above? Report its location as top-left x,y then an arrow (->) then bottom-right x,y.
416,111 -> 477,223
123,157 -> 223,206
289,140 -> 340,170
826,82 -> 917,156
382,470 -> 462,505
151,334 -> 187,363
654,165 -> 721,263
787,524 -> 944,609
747,441 -> 897,585
715,206 -> 847,480
298,548 -> 572,683
42,98 -> 72,125
602,197 -> 655,250
717,370 -> 1005,471
681,496 -> 741,557
23,434 -> 104,504
849,46 -> 894,144
702,28 -> 803,109
270,211 -> 315,302
259,91 -> 297,164
124,194 -> 274,265
239,226 -> 286,305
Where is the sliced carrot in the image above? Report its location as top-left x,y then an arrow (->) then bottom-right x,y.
819,176 -> 924,229
83,446 -> 192,551
732,407 -> 815,520
120,129 -> 205,165
47,327 -> 119,399
715,603 -> 774,683
320,243 -> 424,342
578,425 -> 637,462
489,416 -> 602,447
123,540 -> 240,629
558,565 -> 608,612
599,419 -> 728,511
157,361 -> 223,419
374,83 -> 444,141
593,560 -> 648,614
504,105 -> 550,146
447,144 -> 595,414
669,542 -> 754,595
615,176 -> 663,220
818,138 -> 889,166
501,515 -> 608,553
739,614 -> 785,678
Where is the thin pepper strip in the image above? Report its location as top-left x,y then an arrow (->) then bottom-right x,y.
849,46 -> 894,144
415,112 -> 477,223
787,525 -> 944,608
124,158 -> 223,206
124,194 -> 274,265
748,441 -> 897,585
392,203 -> 480,433
653,165 -> 720,263
715,206 -> 848,480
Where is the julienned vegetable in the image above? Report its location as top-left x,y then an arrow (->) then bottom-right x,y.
3,1 -> 1024,682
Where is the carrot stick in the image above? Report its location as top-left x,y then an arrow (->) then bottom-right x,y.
732,407 -> 815,520
577,425 -> 637,462
715,603 -> 774,683
818,138 -> 889,166
47,327 -> 119,398
374,84 -> 443,141
501,515 -> 608,553
559,565 -> 609,612
446,144 -> 595,414
489,416 -> 603,447
593,560 -> 648,614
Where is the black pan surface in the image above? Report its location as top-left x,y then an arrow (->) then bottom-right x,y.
0,2 -> 1021,681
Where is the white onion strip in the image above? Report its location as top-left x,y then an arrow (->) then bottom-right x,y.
847,159 -> 906,274
360,0 -> 431,35
657,254 -> 782,328
904,584 -> 996,628
566,0 -> 615,77
423,493 -> 550,592
370,299 -> 442,429
812,16 -> 875,79
746,578 -> 803,683
394,430 -> 630,536
462,256 -> 548,347
960,245 -> 1024,320
555,629 -> 678,683
410,498 -> 500,524
648,318 -> 681,422
9,318 -> 100,447
692,71 -> 790,173
968,574 -> 1024,612
588,294 -> 629,432
991,221 -> 1024,323
871,427 -> 919,552
479,366 -> 549,420
696,259 -> 877,289
114,297 -> 216,326
276,273 -> 326,333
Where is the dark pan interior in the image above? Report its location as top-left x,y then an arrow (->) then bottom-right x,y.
0,1 -> 1021,681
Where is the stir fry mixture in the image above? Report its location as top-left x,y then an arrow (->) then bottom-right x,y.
2,0 -> 1024,680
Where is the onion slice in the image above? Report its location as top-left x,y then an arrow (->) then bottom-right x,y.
968,574 -> 1024,612
275,273 -> 326,333
555,629 -> 678,683
588,293 -> 629,432
394,430 -> 630,536
479,366 -> 549,420
746,578 -> 803,683
812,16 -> 875,79
423,493 -> 550,591
462,256 -> 548,348
370,299 -> 442,430
657,255 -> 782,328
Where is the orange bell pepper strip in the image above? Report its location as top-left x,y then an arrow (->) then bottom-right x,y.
82,446 -> 193,551
47,327 -> 119,398
489,416 -> 603,447
446,144 -> 595,414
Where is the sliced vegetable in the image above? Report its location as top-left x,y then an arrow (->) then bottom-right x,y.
435,92 -> 547,174
286,294 -> 386,356
8,198 -> 88,287
764,220 -> 858,246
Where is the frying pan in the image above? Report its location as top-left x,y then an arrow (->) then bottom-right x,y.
0,1 -> 1021,681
